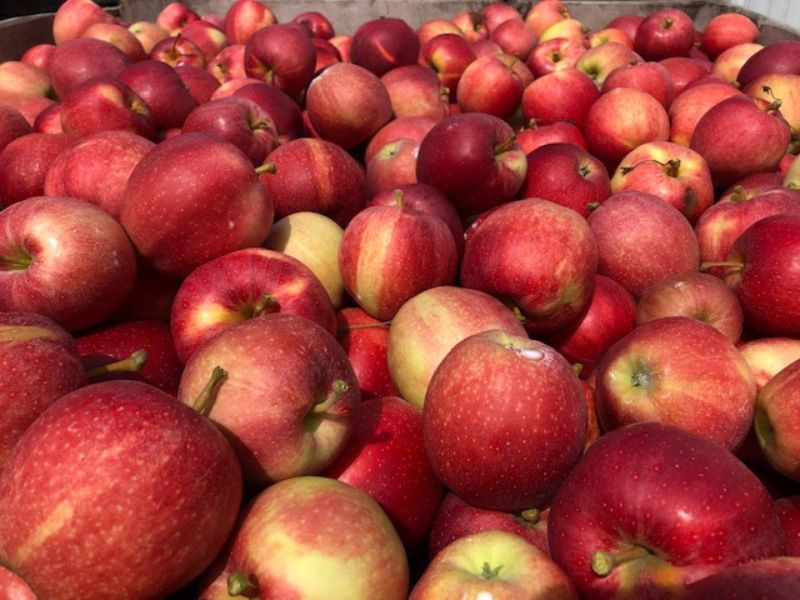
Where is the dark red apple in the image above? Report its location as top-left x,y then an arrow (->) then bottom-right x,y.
48,38 -> 131,99
0,132 -> 74,207
702,13 -> 760,60
174,64 -> 220,105
521,68 -> 599,130
0,104 -> 32,153
738,41 -> 800,88
350,17 -> 420,77
421,32 -> 476,102
293,11 -> 335,39
336,308 -> 399,400
685,558 -> 800,599
244,24 -> 316,99
516,119 -> 587,154
777,496 -> 800,555
223,0 -> 276,46
634,8 -> 695,61
232,82 -> 304,145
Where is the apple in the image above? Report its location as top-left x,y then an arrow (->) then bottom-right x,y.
411,530 -> 577,599
335,308 -> 399,400
155,1 -> 199,36
605,14 -> 644,41
223,0 -> 276,46
668,80 -> 743,147
312,38 -> 341,74
0,196 -> 136,332
416,112 -> 527,216
244,24 -> 316,99
387,285 -> 526,409
424,330 -> 586,511
0,132 -> 74,208
516,119 -> 587,154
381,64 -> 449,121
258,137 -> 367,227
685,557 -> 800,599
490,18 -> 536,61
0,62 -> 52,108
127,21 -> 169,54
19,43 -> 56,74
120,133 -> 273,278
738,41 -> 800,88
365,116 -> 437,163
660,55 -> 712,95
548,422 -> 782,599
366,138 -> 421,196
539,18 -> 585,44
588,28 -> 634,49
739,337 -> 800,390
601,61 -> 675,108
588,190 -> 700,298
210,476 -> 408,600
777,496 -> 800,555
701,13 -> 760,59
81,22 -> 147,62
525,0 -> 572,39
744,73 -> 800,152
0,104 -> 32,153
521,68 -> 599,130
48,38 -> 131,100
232,82 -> 304,145
293,11 -> 335,39
712,42 -> 764,84
52,0 -> 116,45
417,18 -> 463,47
113,259 -> 180,324
610,140 -> 714,223
32,103 -> 65,134
174,64 -> 220,106
0,566 -> 35,599
755,357 -> 800,480
180,20 -> 228,64
178,314 -> 359,484
521,142 -> 611,217
207,44 -> 246,83
634,8 -> 695,61
265,211 -> 345,309
456,53 -> 525,120
150,35 -> 206,69
787,153 -> 800,188
14,97 -> 55,128
420,32 -> 476,102
525,37 -> 586,79
350,17 -> 420,77
575,42 -> 642,89
480,1 -> 522,34
170,247 -> 337,363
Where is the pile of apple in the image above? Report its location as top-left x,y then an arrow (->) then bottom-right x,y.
3,0 -> 800,597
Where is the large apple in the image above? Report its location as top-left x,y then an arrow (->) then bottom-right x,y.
520,68 -> 599,130
738,41 -> 800,88
224,0 -> 276,45
755,358 -> 800,481
244,23 -> 316,98
350,17 -> 420,76
52,0 -> 116,45
701,12 -> 760,59
634,8 -> 695,61
668,80 -> 743,147
685,557 -> 800,599
48,38 -> 131,99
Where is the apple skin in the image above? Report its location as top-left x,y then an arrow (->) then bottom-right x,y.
456,53 -> 525,120
777,496 -> 800,555
601,61 -> 675,108
739,337 -> 800,390
548,422 -> 783,600
702,13 -> 760,59
712,42 -> 764,84
388,285 -> 526,410
610,140 -> 714,223
411,530 -> 577,600
0,566 -> 36,599
0,196 -> 137,332
180,20 -> 228,64
232,82 -> 304,145
365,116 -> 437,164
516,119 -> 587,154
381,64 -> 449,121
588,190 -> 700,298
660,55 -> 712,96
417,18 -> 463,47
544,274 -> 636,374
170,247 -> 337,363
596,316 -> 756,449
49,38 -> 131,100
155,1 -> 200,36
293,11 -> 335,39
207,44 -> 246,83
336,308 -> 399,400
0,312 -> 85,471
366,138 -> 421,196
323,396 -> 443,551
668,81 -> 743,147
539,18 -> 584,44
415,112 -> 527,216
738,41 -> 800,88
127,21 -> 170,54
521,68 -> 599,131
81,22 -> 148,63
0,62 -> 52,109
174,64 -> 221,105
0,380 -> 243,600
521,142 -> 611,217
76,320 -> 182,395
52,0 -> 116,45
429,493 -> 550,558
754,358 -> 800,480
588,28 -> 634,49
0,132 -> 76,208
150,35 -> 206,70
634,8 -> 695,61
575,42 -> 642,89
525,37 -> 585,79
461,199 -> 598,335
491,17 -> 536,60
744,73 -> 800,151
0,105 -> 32,153
723,214 -> 800,336
421,32 -> 476,102
178,314 -> 359,485
244,24 -> 316,99
119,133 -> 273,278
685,557 -> 800,599
350,17 -> 420,77
224,0 -> 276,45
636,272 -> 743,343
218,476 -> 408,600
43,130 -> 154,220
525,0 -> 572,39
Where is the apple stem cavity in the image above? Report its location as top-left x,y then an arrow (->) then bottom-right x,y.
312,379 -> 349,415
481,562 -> 503,580
591,545 -> 651,577
699,260 -> 744,273
0,249 -> 33,271
227,571 -> 259,598
247,294 -> 278,318
192,366 -> 227,416
85,350 -> 149,379
255,162 -> 277,175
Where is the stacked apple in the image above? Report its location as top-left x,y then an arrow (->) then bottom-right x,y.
3,0 -> 800,597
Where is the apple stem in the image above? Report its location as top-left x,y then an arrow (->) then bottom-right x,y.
527,118 -> 539,130
729,185 -> 747,203
520,508 -> 540,524
699,260 -> 744,273
663,17 -> 674,29
511,305 -> 527,325
572,363 -> 584,377
85,350 -> 148,379
586,201 -> 600,212
227,571 -> 259,598
312,379 -> 349,414
0,251 -> 33,270
249,293 -> 278,318
192,366 -> 227,416
591,545 -> 651,577
392,189 -> 405,208
665,159 -> 681,178
255,162 -> 276,175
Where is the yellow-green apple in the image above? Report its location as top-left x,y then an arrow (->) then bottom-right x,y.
52,0 -> 116,45
424,330 -> 586,510
48,38 -> 131,99
127,21 -> 169,54
516,118 -> 586,154
745,74 -> 800,152
461,198 -> 597,334
366,138 -> 420,196
388,285 -> 526,409
420,32 -> 476,103
323,395 -> 443,550
207,44 -> 246,83
0,379 -> 242,600
712,42 -> 763,84
0,132 -> 75,207
305,62 -> 393,150
584,87 -> 670,171
76,320 -> 181,394
544,274 -> 636,373
350,17 -> 420,77
521,68 -> 598,130
81,22 -> 147,62
412,530 -> 577,600
365,116 -> 437,163
265,211 -> 345,308
601,61 -> 675,108
668,80 -> 742,146
660,55 -> 711,95
0,566 -> 35,599
338,203 -> 458,320
701,12 -> 759,59
525,0 -> 571,39
0,104 -> 32,152
539,18 -> 585,44
634,8 -> 695,61
20,43 -> 56,74
150,35 -> 206,69
605,14 -> 644,41
548,422 -> 782,599
738,41 -> 800,88
0,62 -> 52,108
216,476 -> 408,599
610,140 -> 713,222
0,196 -> 136,331
232,82 -> 303,144
716,214 -> 800,335
59,76 -> 155,139
381,64 -> 449,121
777,496 -> 800,555
588,190 -> 699,297
259,137 -> 367,227
739,337 -> 800,390
416,112 -> 527,216
336,308 -> 399,399
171,247 -> 337,362
178,314 -> 359,484
155,1 -> 199,36
417,18 -> 463,47
525,37 -> 586,78
456,53 -> 525,120
695,186 -> 800,278
490,18 -> 536,61
180,20 -> 228,64
0,312 -> 85,470
686,557 -> 800,599
429,493 -> 550,557
521,142 -> 610,217
223,0 -> 276,46
244,24 -> 315,99
43,130 -> 154,219
755,358 -> 800,480
588,28 -> 634,49
636,272 -> 743,343
119,133 -> 272,278
293,11 -> 335,39
595,316 -> 756,449
575,42 -> 642,88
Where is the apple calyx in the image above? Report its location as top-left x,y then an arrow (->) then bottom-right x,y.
699,260 -> 744,273
192,366 -> 227,416
255,162 -> 277,175
0,249 -> 33,271
662,17 -> 674,29
481,562 -> 504,580
227,571 -> 259,598
591,545 -> 651,577
578,162 -> 591,178
520,507 -> 541,524
85,350 -> 149,379
311,379 -> 349,415
243,293 -> 278,319
629,358 -> 657,391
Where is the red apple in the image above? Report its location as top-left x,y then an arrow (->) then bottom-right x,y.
417,18 -> 463,48
350,17 -> 420,77
777,496 -> 800,555
49,38 -> 131,99
738,41 -> 800,88
19,43 -> 56,74
575,42 -> 642,89
180,20 -> 228,64
232,82 -> 304,144
588,28 -> 634,49
739,337 -> 800,390
539,18 -> 585,44
0,566 -> 35,599
381,64 -> 449,121
668,80 -> 743,146
366,138 -> 421,196
525,37 -> 586,78
0,104 -> 32,153
420,32 -> 476,103
0,132 -> 73,207
516,118 -> 587,154
155,1 -> 199,36
686,557 -> 800,599
525,0 -> 572,39
14,97 -> 55,128
660,55 -> 712,96
335,308 -> 399,400
365,115 -> 437,163
52,0 -> 116,45
150,35 -> 206,69
521,68 -> 599,130
81,22 -> 147,62
755,358 -> 800,480
490,17 -> 536,61
293,11 -> 335,39
745,73 -> 800,152
207,44 -> 246,83
127,21 -> 169,54
701,13 -> 759,59
712,42 -> 764,84
223,0 -> 276,46
0,61 -> 51,109
244,24 -> 315,99
456,53 -> 525,119
634,8 -> 695,61
605,14 -> 644,42
601,61 -> 675,108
